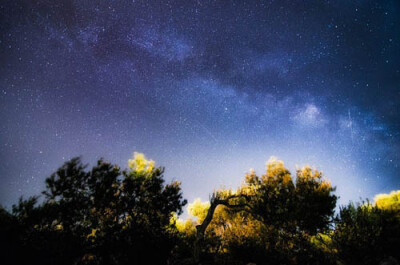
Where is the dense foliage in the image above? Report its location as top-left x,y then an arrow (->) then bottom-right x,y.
1,153 -> 399,265
174,158 -> 338,264
1,153 -> 187,265
333,202 -> 400,265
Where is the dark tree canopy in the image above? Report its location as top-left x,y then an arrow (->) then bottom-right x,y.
1,153 -> 187,265
333,202 -> 400,265
244,159 -> 337,235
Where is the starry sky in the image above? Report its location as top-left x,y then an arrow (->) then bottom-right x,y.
1,0 -> 399,209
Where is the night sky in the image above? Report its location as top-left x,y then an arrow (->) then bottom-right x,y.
1,0 -> 399,209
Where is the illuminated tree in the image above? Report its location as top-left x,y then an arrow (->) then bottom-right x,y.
192,190 -> 252,262
239,158 -> 337,264
374,190 -> 400,211
186,157 -> 337,264
333,191 -> 400,265
244,158 -> 337,234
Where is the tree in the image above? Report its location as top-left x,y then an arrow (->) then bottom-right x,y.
178,157 -> 337,264
2,153 -> 187,265
8,152 -> 400,265
333,193 -> 400,265
374,190 -> 400,212
244,158 -> 337,234
239,158 -> 337,264
192,191 -> 251,263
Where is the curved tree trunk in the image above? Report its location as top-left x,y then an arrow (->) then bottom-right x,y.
193,202 -> 218,263
193,194 -> 250,263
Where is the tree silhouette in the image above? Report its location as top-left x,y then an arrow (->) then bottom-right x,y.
1,153 -> 400,265
1,153 -> 187,265
333,202 -> 400,265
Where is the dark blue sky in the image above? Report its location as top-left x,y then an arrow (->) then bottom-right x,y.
1,0 -> 399,208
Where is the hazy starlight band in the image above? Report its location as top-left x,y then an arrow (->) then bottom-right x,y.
0,0 -> 398,230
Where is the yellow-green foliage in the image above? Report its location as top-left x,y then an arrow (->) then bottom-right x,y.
128,152 -> 155,174
374,190 -> 400,211
174,157 -> 337,258
187,198 -> 210,223
264,156 -> 292,183
296,165 -> 332,192
177,218 -> 197,235
310,233 -> 336,254
170,213 -> 197,235
86,228 -> 97,242
170,198 -> 211,236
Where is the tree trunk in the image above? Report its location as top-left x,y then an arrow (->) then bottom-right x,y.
193,194 -> 249,263
193,202 -> 218,263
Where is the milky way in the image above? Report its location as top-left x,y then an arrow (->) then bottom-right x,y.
1,0 -> 399,208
